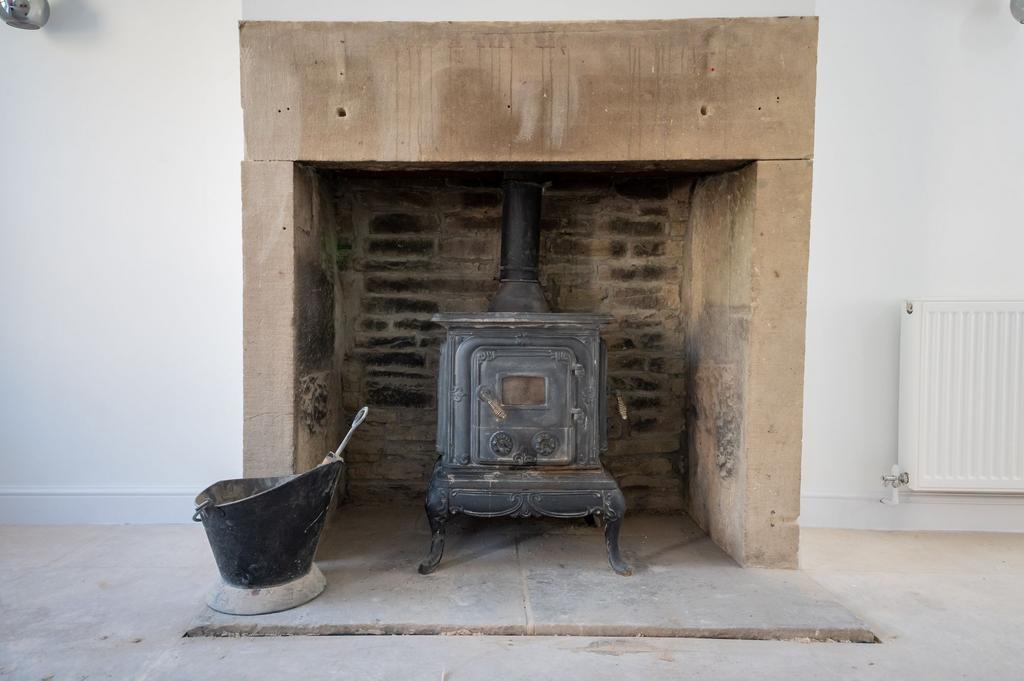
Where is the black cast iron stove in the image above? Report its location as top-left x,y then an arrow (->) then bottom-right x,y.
418,176 -> 631,576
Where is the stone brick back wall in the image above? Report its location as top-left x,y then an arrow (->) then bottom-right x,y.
323,170 -> 694,512
540,175 -> 693,512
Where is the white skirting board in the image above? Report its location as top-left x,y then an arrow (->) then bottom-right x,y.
0,486 -> 201,524
801,491 -> 1024,532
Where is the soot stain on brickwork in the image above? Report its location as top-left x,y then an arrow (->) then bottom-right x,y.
296,263 -> 335,372
299,373 -> 330,434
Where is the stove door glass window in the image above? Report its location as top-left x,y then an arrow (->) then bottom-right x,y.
501,375 -> 546,406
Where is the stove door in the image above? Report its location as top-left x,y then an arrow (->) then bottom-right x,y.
471,346 -> 576,466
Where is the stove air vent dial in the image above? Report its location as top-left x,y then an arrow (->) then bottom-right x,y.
531,431 -> 559,457
489,431 -> 515,457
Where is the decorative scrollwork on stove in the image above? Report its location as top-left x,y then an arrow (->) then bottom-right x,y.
551,349 -> 572,363
489,431 -> 515,457
447,489 -> 607,519
449,491 -> 526,517
475,350 -> 497,364
600,489 -> 626,522
531,431 -> 559,457
450,386 -> 466,403
528,492 -> 605,518
512,450 -> 537,466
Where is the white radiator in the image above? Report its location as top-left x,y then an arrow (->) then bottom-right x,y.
899,301 -> 1024,493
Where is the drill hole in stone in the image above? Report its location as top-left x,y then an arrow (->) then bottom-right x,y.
700,105 -> 709,116
337,107 -> 347,118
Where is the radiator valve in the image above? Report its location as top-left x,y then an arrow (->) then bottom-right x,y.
880,464 -> 910,505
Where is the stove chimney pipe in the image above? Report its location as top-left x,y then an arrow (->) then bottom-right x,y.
489,176 -> 550,313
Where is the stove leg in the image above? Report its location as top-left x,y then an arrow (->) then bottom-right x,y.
603,491 -> 631,576
418,523 -> 446,575
418,485 -> 448,575
604,518 -> 631,576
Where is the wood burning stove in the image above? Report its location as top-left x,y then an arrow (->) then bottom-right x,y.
418,177 -> 631,576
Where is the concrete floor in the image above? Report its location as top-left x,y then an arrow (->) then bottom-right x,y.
2,514 -> 1023,680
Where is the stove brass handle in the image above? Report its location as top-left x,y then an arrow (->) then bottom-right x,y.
615,391 -> 629,421
479,387 -> 507,420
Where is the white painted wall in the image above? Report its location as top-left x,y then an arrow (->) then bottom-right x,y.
0,1 -> 243,522
2,0 -> 1022,528
801,0 -> 1024,530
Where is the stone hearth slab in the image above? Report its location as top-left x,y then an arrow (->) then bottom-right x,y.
185,508 -> 874,642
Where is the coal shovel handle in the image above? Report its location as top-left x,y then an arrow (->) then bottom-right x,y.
324,406 -> 369,463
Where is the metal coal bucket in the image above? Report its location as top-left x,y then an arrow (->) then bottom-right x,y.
193,407 -> 367,615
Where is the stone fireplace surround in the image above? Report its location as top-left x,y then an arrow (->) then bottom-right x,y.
240,19 -> 817,568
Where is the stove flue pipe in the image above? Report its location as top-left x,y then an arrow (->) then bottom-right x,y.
489,176 -> 550,313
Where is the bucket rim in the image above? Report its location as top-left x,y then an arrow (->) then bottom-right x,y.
193,459 -> 344,510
